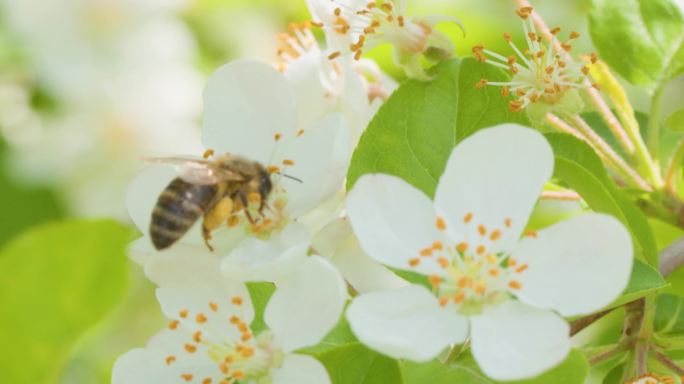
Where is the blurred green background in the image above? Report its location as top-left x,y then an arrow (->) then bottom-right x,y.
0,0 -> 682,382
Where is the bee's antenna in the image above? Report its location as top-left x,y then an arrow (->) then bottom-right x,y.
282,174 -> 303,183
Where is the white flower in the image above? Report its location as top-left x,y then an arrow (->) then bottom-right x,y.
275,22 -> 396,144
127,60 -> 350,281
345,124 -> 633,380
112,252 -> 347,384
472,6 -> 593,112
306,0 -> 462,79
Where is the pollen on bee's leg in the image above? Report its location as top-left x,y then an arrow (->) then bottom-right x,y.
203,149 -> 214,159
227,215 -> 241,228
248,192 -> 261,204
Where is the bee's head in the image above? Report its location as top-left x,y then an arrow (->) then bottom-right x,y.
258,168 -> 273,200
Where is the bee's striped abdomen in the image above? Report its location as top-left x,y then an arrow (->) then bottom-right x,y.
150,178 -> 218,250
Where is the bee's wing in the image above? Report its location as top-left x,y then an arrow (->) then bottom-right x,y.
143,157 -> 244,185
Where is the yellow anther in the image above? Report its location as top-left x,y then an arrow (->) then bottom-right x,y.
274,132 -> 282,141
457,276 -> 472,289
453,292 -> 466,303
486,254 -> 498,264
569,31 -> 580,39
168,320 -> 180,330
456,242 -> 468,253
184,343 -> 197,353
436,217 -> 447,230
296,129 -> 305,137
203,149 -> 214,159
428,275 -> 442,287
196,313 -> 207,324
179,309 -> 189,318
420,248 -> 433,257
166,355 -> 176,365
241,333 -> 253,342
488,268 -> 500,277
490,230 -> 502,241
504,218 -> 512,228
232,296 -> 244,306
463,212 -> 473,223
432,241 -> 443,250
550,27 -> 561,35
233,371 -> 245,379
508,280 -> 522,290
328,51 -> 342,60
193,331 -> 202,343
474,281 -> 486,295
230,315 -> 240,324
409,258 -> 421,267
525,230 -> 538,238
209,302 -> 219,312
503,32 -> 512,42
478,225 -> 487,236
476,245 -> 486,255
515,264 -> 529,273
437,257 -> 450,268
181,374 -> 194,382
475,79 -> 488,89
282,159 -> 295,166
203,378 -> 213,384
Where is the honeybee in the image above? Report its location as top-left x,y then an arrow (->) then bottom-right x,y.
146,153 -> 274,251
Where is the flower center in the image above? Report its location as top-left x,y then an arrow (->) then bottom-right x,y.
165,297 -> 284,383
473,6 -> 597,112
314,0 -> 428,60
407,213 -> 536,315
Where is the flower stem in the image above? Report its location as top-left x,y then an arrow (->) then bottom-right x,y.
653,349 -> 684,376
570,308 -> 614,336
659,235 -> 684,277
664,138 -> 684,197
588,340 -> 634,366
647,86 -> 666,165
568,114 -> 653,191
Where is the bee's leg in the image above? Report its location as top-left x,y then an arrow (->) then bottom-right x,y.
238,191 -> 256,225
202,226 -> 215,252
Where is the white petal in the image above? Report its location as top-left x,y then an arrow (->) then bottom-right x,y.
347,174 -> 446,276
272,354 -> 331,384
514,213 -> 633,316
276,113 -> 350,218
202,60 -> 297,164
434,125 -> 553,253
313,218 -> 409,293
266,256 -> 347,352
145,251 -> 253,342
127,165 -> 176,233
283,50 -> 331,130
113,330 -> 221,384
470,301 -> 570,381
221,223 -> 311,283
346,285 -> 468,361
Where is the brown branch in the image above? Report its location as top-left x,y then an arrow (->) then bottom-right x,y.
653,350 -> 684,376
570,308 -> 614,336
659,235 -> 684,277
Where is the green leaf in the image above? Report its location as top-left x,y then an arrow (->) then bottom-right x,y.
589,0 -> 684,88
401,359 -> 493,384
666,108 -> 684,132
610,259 -> 667,307
315,343 -> 402,384
545,133 -> 658,265
347,57 -> 528,197
0,219 -> 130,384
406,349 -> 589,384
654,293 -> 684,337
245,282 -> 275,336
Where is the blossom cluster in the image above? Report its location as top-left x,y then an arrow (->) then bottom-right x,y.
115,1 -> 634,383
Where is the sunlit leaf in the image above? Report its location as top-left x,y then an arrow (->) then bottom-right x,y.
0,219 -> 130,384
589,0 -> 684,88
